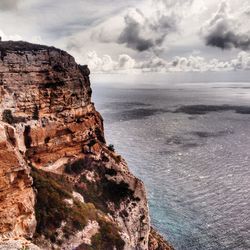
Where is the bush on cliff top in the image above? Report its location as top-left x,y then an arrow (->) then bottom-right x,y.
108,144 -> 115,152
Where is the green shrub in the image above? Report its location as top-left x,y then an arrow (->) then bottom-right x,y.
65,157 -> 92,175
108,144 -> 115,152
31,167 -> 125,249
31,168 -> 95,244
94,217 -> 125,250
76,174 -> 135,212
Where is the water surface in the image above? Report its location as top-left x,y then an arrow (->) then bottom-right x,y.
93,82 -> 250,250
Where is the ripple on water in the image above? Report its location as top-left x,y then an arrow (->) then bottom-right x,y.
93,84 -> 250,250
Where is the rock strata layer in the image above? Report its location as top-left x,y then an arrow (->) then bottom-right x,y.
0,41 -> 173,250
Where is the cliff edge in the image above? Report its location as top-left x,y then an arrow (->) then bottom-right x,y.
0,41 -> 173,250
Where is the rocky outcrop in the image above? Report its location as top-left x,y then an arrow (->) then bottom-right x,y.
149,228 -> 174,250
0,41 -> 172,249
0,238 -> 40,250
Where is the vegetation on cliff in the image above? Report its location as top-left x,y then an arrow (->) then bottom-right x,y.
31,167 -> 125,249
65,156 -> 137,213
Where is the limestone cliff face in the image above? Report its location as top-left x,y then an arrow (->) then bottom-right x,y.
0,123 -> 36,239
0,41 -> 173,250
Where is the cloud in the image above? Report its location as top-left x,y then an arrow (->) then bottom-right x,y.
88,0 -> 207,56
201,2 -> 250,50
0,0 -> 20,11
85,51 -> 115,72
116,0 -> 201,53
85,51 -> 135,73
0,30 -> 22,41
84,50 -> 250,73
118,54 -> 136,70
118,9 -> 154,52
0,0 -> 248,76
136,57 -> 169,72
118,8 -> 176,52
152,0 -> 194,9
231,51 -> 250,70
117,2 -> 179,52
170,55 -> 234,72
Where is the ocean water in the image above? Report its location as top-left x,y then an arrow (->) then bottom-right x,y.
92,82 -> 250,250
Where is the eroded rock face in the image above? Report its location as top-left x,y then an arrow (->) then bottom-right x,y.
0,41 -> 171,250
0,124 -> 36,239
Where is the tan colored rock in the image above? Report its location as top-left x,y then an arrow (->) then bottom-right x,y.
0,124 -> 36,239
61,220 -> 100,249
0,238 -> 40,250
149,228 -> 174,250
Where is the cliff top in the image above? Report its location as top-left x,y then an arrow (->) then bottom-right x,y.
0,40 -> 63,53
0,40 -> 91,75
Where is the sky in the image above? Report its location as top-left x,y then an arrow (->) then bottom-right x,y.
0,0 -> 250,75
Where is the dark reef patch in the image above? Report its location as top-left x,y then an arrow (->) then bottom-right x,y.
175,105 -> 250,115
103,102 -> 152,110
192,130 -> 233,138
165,135 -> 201,150
105,108 -> 167,122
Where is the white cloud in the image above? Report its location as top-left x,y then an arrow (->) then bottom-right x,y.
84,50 -> 250,73
0,30 -> 22,41
136,57 -> 169,72
201,1 -> 250,50
231,51 -> 250,70
118,54 -> 136,70
86,51 -> 113,72
85,51 -> 135,73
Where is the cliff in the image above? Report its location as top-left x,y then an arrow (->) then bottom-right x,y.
0,41 -> 173,250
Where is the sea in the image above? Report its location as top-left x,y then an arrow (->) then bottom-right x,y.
92,79 -> 250,250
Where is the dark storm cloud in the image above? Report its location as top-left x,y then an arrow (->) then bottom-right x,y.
0,0 -> 19,11
202,2 -> 250,50
118,8 -> 177,52
118,17 -> 154,52
117,0 -> 196,52
205,32 -> 250,50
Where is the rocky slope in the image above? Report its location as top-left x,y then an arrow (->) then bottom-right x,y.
0,41 -> 173,250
